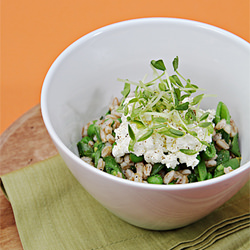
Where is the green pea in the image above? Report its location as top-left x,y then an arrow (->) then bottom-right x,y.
147,174 -> 163,184
129,153 -> 144,163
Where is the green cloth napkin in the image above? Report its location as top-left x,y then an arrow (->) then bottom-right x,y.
1,155 -> 249,250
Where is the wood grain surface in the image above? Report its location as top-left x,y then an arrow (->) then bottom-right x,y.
0,105 -> 58,250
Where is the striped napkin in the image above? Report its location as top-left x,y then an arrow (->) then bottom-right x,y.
1,155 -> 249,250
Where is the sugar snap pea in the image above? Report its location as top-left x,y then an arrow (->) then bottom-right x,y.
94,143 -> 105,167
103,156 -> 125,178
202,143 -> 216,160
87,124 -> 101,142
77,137 -> 94,158
214,101 -> 231,124
188,173 -> 197,183
216,150 -> 230,165
214,164 -> 224,178
222,157 -> 241,170
197,158 -> 207,181
230,133 -> 241,157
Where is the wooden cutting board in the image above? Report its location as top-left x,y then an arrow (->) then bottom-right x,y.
0,105 -> 58,250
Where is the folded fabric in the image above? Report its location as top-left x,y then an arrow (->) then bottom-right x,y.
1,155 -> 249,250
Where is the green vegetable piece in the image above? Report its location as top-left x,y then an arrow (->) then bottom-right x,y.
87,124 -> 96,138
214,102 -> 222,124
220,129 -> 230,143
216,150 -> 230,165
81,136 -> 92,144
197,158 -> 207,181
220,102 -> 231,124
129,153 -> 144,163
188,173 -> 197,183
207,172 -> 213,180
94,125 -> 101,142
103,156 -> 125,178
202,143 -> 216,160
147,174 -> 163,184
230,133 -> 241,157
151,163 -> 165,176
222,157 -> 241,170
87,124 -> 101,142
111,169 -> 118,176
214,164 -> 225,178
94,143 -> 105,167
214,102 -> 231,124
77,138 -> 94,158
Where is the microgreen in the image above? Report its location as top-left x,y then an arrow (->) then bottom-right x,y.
120,57 -> 213,153
199,112 -> 210,121
179,149 -> 198,155
151,59 -> 166,71
128,124 -> 136,141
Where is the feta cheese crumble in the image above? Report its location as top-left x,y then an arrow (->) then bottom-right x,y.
112,98 -> 215,169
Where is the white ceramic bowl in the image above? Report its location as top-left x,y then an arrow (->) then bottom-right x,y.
41,18 -> 250,230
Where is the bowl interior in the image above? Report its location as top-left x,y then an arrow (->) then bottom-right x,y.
42,18 -> 250,168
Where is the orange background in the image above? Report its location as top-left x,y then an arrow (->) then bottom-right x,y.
1,0 -> 249,134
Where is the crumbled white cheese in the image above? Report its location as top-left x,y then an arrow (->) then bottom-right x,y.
112,97 -> 215,169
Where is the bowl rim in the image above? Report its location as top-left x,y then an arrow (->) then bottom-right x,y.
41,17 -> 250,191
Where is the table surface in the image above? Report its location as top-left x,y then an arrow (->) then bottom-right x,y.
0,105 -> 58,250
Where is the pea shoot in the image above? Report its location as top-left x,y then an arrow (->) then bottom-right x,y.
118,57 -> 213,155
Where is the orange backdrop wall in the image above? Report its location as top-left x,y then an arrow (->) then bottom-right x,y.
1,0 -> 249,134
